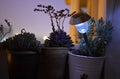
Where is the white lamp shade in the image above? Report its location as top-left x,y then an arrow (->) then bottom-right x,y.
75,21 -> 89,33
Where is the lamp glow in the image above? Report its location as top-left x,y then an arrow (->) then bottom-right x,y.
75,21 -> 89,33
43,36 -> 49,41
15,33 -> 19,35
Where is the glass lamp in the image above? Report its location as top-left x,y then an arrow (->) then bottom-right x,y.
69,12 -> 92,55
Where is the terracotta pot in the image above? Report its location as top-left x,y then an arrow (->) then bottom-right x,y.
8,51 -> 40,79
68,51 -> 105,79
39,47 -> 69,79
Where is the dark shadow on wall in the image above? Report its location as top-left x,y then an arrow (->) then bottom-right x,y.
105,0 -> 120,79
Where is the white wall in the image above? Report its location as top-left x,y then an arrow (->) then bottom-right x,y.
0,0 -> 70,43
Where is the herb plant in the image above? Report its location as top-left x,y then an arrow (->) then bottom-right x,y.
34,4 -> 75,47
76,18 -> 113,56
3,28 -> 42,53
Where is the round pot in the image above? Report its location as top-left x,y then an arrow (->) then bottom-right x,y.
68,51 -> 105,79
8,51 -> 40,79
39,47 -> 69,79
0,49 -> 9,79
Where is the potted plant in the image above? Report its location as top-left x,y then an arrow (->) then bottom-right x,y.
0,19 -> 12,57
3,28 -> 42,79
0,19 -> 12,79
34,4 -> 75,79
0,19 -> 12,55
69,12 -> 113,79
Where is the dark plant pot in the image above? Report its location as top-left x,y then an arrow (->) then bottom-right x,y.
8,51 -> 40,79
68,51 -> 105,79
0,49 -> 9,79
39,47 -> 69,79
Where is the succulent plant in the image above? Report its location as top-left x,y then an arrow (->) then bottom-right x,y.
34,4 -> 75,47
75,18 -> 113,56
44,29 -> 73,47
0,19 -> 12,42
3,28 -> 42,53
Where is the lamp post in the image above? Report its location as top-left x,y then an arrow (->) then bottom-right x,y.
69,12 -> 92,56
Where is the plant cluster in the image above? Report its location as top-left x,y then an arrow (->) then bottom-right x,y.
34,4 -> 75,47
0,19 -> 12,42
2,28 -> 42,53
76,18 -> 113,56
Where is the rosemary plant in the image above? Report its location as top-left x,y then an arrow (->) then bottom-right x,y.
76,18 -> 113,56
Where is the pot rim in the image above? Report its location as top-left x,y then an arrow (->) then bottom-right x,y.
43,47 -> 69,50
68,51 -> 105,59
7,50 -> 38,54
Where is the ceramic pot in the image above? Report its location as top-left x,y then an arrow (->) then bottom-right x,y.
68,51 -> 105,79
8,51 -> 40,79
0,49 -> 9,79
39,47 -> 69,79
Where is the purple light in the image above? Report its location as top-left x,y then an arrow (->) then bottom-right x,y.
75,21 -> 89,33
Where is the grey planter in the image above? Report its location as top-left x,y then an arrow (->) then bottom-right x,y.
68,51 -> 105,79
